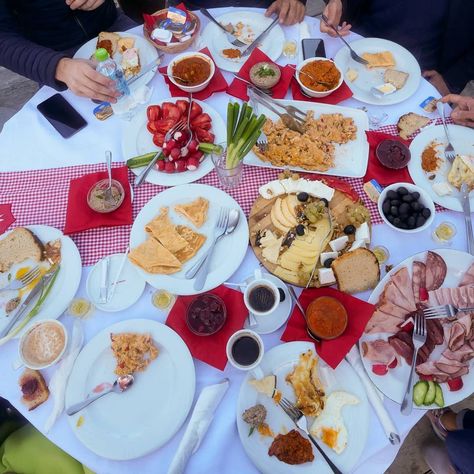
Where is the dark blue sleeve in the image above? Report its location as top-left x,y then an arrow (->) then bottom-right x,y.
0,2 -> 68,90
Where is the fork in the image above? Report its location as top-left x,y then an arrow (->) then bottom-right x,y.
321,14 -> 368,66
424,304 -> 474,320
437,101 -> 456,164
251,87 -> 307,121
278,397 -> 342,474
1,266 -> 41,292
200,9 -> 247,47
401,312 -> 427,415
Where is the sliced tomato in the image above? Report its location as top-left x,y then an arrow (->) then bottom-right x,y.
195,128 -> 215,143
447,377 -> 463,391
175,100 -> 189,116
153,118 -> 177,134
191,113 -> 212,130
388,358 -> 398,369
399,318 -> 414,333
372,364 -> 388,376
419,288 -> 429,301
419,373 -> 434,381
153,133 -> 165,147
147,105 -> 161,122
189,101 -> 203,120
162,103 -> 181,121
147,121 -> 162,133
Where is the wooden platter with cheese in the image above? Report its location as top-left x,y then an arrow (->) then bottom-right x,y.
249,175 -> 380,291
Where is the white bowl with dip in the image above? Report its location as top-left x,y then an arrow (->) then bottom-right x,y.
166,52 -> 215,93
295,57 -> 343,98
19,319 -> 68,370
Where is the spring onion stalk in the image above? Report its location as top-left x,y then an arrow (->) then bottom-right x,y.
198,143 -> 223,154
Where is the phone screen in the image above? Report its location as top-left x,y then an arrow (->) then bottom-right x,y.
37,94 -> 87,139
302,38 -> 327,61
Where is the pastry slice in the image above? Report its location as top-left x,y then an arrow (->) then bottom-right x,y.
121,47 -> 141,78
96,31 -> 120,57
19,369 -> 49,411
128,238 -> 181,274
118,37 -> 135,53
174,225 -> 206,263
145,207 -> 189,254
362,51 -> 395,68
174,198 -> 209,228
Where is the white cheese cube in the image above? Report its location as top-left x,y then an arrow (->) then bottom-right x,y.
318,268 -> 336,285
329,236 -> 349,252
346,68 -> 358,82
355,222 -> 370,244
320,251 -> 338,265
349,239 -> 366,251
432,182 -> 452,197
375,83 -> 396,95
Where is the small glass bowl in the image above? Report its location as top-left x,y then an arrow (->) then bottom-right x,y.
87,179 -> 125,213
186,293 -> 227,336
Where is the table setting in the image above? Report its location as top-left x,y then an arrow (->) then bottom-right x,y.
1,5 -> 474,474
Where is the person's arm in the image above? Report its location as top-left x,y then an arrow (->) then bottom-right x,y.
441,94 -> 474,128
442,48 -> 474,95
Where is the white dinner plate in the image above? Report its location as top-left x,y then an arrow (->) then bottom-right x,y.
74,32 -> 159,92
65,319 -> 195,460
334,38 -> 421,105
200,11 -> 284,73
408,124 -> 474,212
129,184 -> 248,295
237,341 -> 369,473
360,249 -> 474,408
245,99 -> 369,177
122,97 -> 226,186
0,225 -> 82,338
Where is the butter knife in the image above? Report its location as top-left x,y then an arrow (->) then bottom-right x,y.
241,17 -> 279,58
126,55 -> 163,87
99,257 -> 110,304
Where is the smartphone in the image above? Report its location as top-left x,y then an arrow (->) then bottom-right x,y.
302,38 -> 327,61
37,94 -> 87,139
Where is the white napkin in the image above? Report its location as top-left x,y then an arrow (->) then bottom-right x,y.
345,346 -> 400,445
167,379 -> 230,474
44,319 -> 84,433
298,21 -> 311,63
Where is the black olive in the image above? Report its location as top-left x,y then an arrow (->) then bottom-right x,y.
295,224 -> 305,236
320,198 -> 329,207
344,224 -> 356,235
387,215 -> 395,223
278,288 -> 285,302
411,201 -> 420,211
382,200 -> 391,214
399,203 -> 410,215
397,187 -> 408,195
390,199 -> 401,206
324,258 -> 335,268
297,192 -> 309,202
416,215 -> 426,227
393,217 -> 401,226
402,194 -> 414,203
390,206 -> 399,217
422,208 -> 431,218
407,216 -> 416,227
400,214 -> 409,223
399,222 -> 408,229
387,190 -> 398,200
412,192 -> 420,200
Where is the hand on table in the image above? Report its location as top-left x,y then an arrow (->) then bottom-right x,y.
320,0 -> 351,37
55,58 -> 119,103
422,70 -> 450,96
66,0 -> 105,11
441,94 -> 474,129
265,0 -> 305,25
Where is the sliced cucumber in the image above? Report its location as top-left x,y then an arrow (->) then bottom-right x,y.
198,142 -> 223,154
434,383 -> 445,407
424,381 -> 436,405
413,381 -> 428,406
126,152 -> 159,169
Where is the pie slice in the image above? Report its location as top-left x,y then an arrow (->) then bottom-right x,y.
174,198 -> 209,228
145,207 -> 189,254
362,51 -> 396,69
128,238 -> 181,274
96,31 -> 120,58
174,225 -> 206,263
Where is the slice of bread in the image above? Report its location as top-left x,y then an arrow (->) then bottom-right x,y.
384,69 -> 409,90
332,248 -> 380,294
0,227 -> 44,273
19,369 -> 49,411
97,31 -> 120,57
397,113 -> 430,140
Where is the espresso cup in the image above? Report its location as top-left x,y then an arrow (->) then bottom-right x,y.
243,269 -> 280,316
226,329 -> 264,371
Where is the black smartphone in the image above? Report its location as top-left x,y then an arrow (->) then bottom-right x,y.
302,38 -> 327,60
37,93 -> 87,139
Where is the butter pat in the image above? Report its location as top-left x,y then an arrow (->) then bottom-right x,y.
346,68 -> 358,82
320,251 -> 338,265
375,83 -> 397,95
151,28 -> 173,43
355,222 -> 370,244
432,182 -> 453,197
329,236 -> 349,252
318,268 -> 336,285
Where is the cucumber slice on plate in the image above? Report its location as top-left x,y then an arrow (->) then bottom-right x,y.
424,380 -> 437,405
413,381 -> 428,406
434,383 -> 445,407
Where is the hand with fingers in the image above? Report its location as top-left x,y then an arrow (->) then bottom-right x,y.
320,0 -> 351,37
66,0 -> 106,11
441,94 -> 474,129
265,0 -> 306,26
55,58 -> 120,103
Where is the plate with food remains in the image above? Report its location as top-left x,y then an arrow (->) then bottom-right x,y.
360,249 -> 474,409
122,97 -> 226,186
129,184 -> 248,295
249,174 -> 380,293
408,124 -> 474,212
237,341 -> 369,474
200,11 -> 284,72
334,37 -> 421,105
74,32 -> 159,91
246,99 -> 369,177
65,319 -> 195,460
0,225 -> 82,339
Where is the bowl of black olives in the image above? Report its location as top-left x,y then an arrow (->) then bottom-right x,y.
378,183 -> 435,233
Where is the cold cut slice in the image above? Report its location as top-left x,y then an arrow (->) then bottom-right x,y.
460,262 -> 474,287
412,261 -> 426,303
391,267 -> 416,311
425,251 -> 447,291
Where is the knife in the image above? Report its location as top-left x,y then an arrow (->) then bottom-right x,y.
99,257 -> 110,304
241,17 -> 279,58
126,55 -> 163,87
287,286 -> 321,342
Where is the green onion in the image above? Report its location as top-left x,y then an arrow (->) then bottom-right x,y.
198,142 -> 223,154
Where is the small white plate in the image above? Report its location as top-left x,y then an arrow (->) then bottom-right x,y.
86,253 -> 145,312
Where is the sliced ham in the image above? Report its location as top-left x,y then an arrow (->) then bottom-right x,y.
442,344 -> 474,363
427,318 -> 444,346
416,361 -> 449,383
425,251 -> 447,291
365,310 -> 405,334
435,355 -> 467,375
460,262 -> 474,287
412,261 -> 426,304
379,280 -> 415,313
449,366 -> 469,379
361,340 -> 398,365
449,322 -> 467,351
391,267 -> 417,311
389,331 -> 414,365
376,302 -> 409,319
429,286 -> 474,310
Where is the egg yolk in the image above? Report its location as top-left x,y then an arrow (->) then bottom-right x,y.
321,427 -> 339,449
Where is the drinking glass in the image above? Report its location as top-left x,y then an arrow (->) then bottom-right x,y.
211,145 -> 244,189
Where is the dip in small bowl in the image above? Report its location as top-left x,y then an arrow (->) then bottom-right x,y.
249,62 -> 281,90
296,57 -> 343,98
376,139 -> 411,169
306,296 -> 348,340
87,179 -> 125,214
167,52 -> 215,93
186,293 -> 227,336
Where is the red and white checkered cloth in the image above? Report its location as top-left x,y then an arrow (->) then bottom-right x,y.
0,123 -> 443,266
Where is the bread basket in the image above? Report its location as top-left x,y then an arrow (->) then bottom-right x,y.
143,9 -> 200,54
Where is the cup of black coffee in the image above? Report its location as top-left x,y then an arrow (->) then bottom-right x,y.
226,329 -> 264,371
244,269 -> 279,316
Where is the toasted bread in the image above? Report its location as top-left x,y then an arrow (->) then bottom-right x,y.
118,37 -> 135,53
97,31 -> 120,57
332,248 -> 380,294
0,227 -> 44,273
384,69 -> 409,90
19,369 -> 49,411
397,113 -> 430,140
362,51 -> 395,69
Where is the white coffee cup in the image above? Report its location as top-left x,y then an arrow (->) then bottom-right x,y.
243,269 -> 280,316
226,329 -> 264,371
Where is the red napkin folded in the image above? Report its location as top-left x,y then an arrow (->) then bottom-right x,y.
364,131 -> 414,185
159,48 -> 228,100
166,285 -> 248,370
227,48 -> 294,101
281,287 -> 375,369
290,76 -> 353,105
63,166 -> 133,235
0,204 -> 15,235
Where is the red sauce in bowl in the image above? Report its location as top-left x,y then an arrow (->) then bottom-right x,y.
186,294 -> 227,336
306,296 -> 348,340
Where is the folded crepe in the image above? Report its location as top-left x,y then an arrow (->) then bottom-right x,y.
175,226 -> 206,263
145,207 -> 189,254
362,51 -> 396,69
174,198 -> 209,228
129,237 -> 181,274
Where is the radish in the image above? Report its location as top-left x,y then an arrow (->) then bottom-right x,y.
447,377 -> 463,391
170,147 -> 181,161
372,364 -> 388,376
388,358 -> 397,369
181,146 -> 189,157
188,139 -> 198,152
164,161 -> 175,173
162,146 -> 171,157
164,139 -> 176,150
175,160 -> 187,172
157,160 -> 166,171
186,157 -> 200,171
173,131 -> 183,141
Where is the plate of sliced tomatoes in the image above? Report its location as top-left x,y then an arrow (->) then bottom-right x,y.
122,98 -> 226,186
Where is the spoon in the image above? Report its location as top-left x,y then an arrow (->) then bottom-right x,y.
287,286 -> 321,343
104,150 -> 113,203
161,72 -> 191,85
288,64 -> 333,88
66,374 -> 134,416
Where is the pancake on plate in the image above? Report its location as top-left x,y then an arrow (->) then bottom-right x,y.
174,197 -> 209,228
128,238 -> 181,274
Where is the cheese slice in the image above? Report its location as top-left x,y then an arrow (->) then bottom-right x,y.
319,268 -> 336,285
320,251 -> 338,265
329,236 -> 349,252
432,182 -> 453,197
355,222 -> 370,244
349,239 -> 366,251
346,69 -> 358,82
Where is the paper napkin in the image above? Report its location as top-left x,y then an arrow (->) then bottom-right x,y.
290,76 -> 353,104
0,204 -> 15,235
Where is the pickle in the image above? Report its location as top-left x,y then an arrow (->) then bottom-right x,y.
126,152 -> 160,169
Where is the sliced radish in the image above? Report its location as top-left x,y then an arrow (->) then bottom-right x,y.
164,161 -> 175,173
188,139 -> 198,152
447,377 -> 463,391
372,364 -> 388,376
175,160 -> 187,172
170,148 -> 181,161
173,131 -> 183,141
164,139 -> 176,150
156,160 -> 165,171
181,147 -> 189,157
388,358 -> 398,369
186,157 -> 200,171
162,147 -> 171,157
419,288 -> 428,301
399,317 -> 414,333
419,373 -> 434,382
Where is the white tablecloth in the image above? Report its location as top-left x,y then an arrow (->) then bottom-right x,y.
0,8 -> 465,474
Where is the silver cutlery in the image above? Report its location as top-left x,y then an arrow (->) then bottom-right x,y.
251,87 -> 306,121
107,247 -> 129,303
104,150 -> 113,203
255,134 -> 268,153
424,304 -> 474,320
321,14 -> 368,66
460,182 -> 474,255
126,55 -> 163,87
99,257 -> 109,304
241,17 -> 279,58
1,266 -> 40,293
278,397 -> 341,474
232,74 -> 273,96
287,64 -> 333,88
401,312 -> 427,415
66,374 -> 134,416
437,101 -> 456,164
161,72 -> 191,84
287,286 -> 321,343
200,9 -> 246,47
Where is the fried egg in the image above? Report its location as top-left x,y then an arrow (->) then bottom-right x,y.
309,391 -> 359,454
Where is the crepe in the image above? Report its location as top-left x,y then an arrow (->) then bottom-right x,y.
145,207 -> 189,253
128,238 -> 181,274
118,37 -> 135,53
362,51 -> 396,69
174,198 -> 209,228
175,226 -> 206,263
